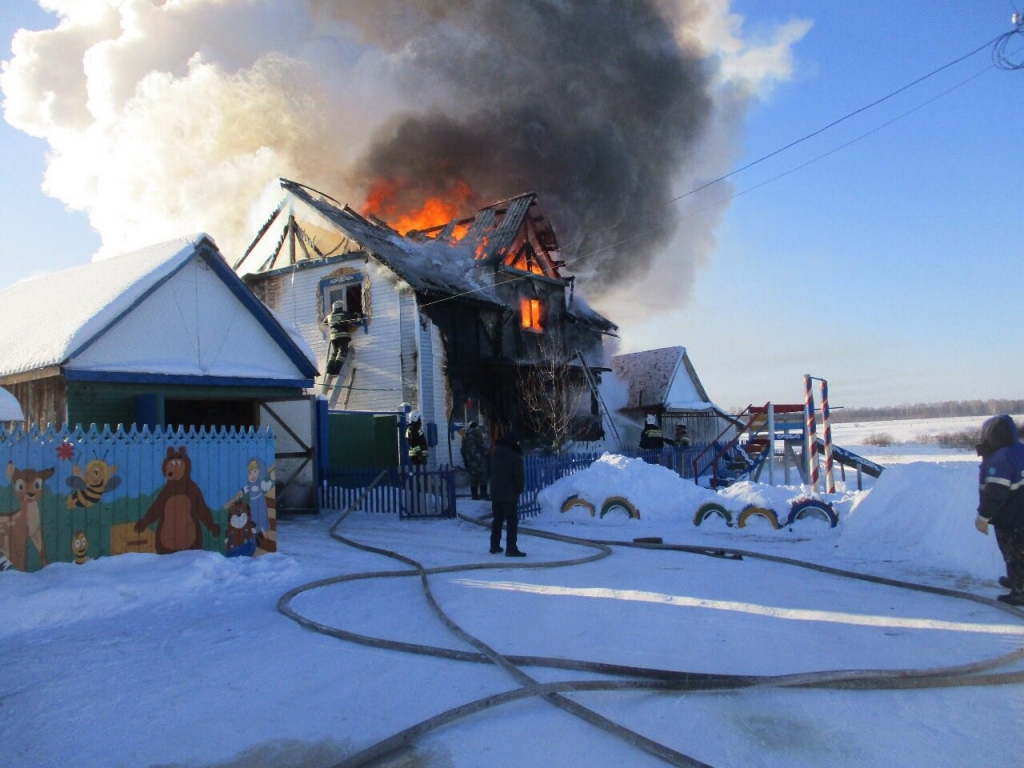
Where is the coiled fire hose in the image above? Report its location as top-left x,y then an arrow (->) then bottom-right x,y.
277,496 -> 1024,768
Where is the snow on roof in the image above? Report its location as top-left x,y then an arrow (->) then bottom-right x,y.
0,235 -> 208,378
260,181 -> 503,306
0,234 -> 317,382
238,181 -> 615,333
610,346 -> 713,411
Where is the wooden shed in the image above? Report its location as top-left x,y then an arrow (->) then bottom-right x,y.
610,346 -> 735,448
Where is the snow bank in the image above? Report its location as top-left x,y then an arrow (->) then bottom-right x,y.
535,454 -> 720,522
531,453 -> 1002,582
0,549 -> 300,638
837,461 -> 1003,578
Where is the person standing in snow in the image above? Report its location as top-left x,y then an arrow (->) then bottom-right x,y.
489,427 -> 526,557
974,414 -> 1024,605
460,420 -> 490,500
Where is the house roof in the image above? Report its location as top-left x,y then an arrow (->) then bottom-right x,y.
610,346 -> 714,411
235,179 -> 617,334
0,234 -> 318,386
237,180 -> 502,306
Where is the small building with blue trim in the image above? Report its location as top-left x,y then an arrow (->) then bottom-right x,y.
0,233 -> 318,430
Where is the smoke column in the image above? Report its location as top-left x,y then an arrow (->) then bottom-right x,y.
2,0 -> 809,309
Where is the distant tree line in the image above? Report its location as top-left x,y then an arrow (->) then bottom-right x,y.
829,399 -> 1024,423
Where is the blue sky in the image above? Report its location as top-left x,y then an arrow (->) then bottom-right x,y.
1,1 -> 1022,410
623,0 -> 1024,408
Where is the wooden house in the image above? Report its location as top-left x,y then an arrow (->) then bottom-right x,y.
610,346 -> 735,448
0,233 -> 318,430
235,179 -> 617,465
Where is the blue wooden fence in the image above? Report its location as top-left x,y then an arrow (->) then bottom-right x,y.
319,464 -> 456,519
316,446 -> 714,521
0,424 -> 276,572
518,446 -> 708,518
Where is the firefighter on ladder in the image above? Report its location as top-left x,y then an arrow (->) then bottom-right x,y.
323,301 -> 363,377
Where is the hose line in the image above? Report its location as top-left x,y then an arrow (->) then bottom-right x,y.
276,507 -> 1024,768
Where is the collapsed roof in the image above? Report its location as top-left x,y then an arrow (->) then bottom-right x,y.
236,179 -> 617,334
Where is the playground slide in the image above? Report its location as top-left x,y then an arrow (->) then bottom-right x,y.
816,439 -> 884,478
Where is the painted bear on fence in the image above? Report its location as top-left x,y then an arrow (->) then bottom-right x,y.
135,447 -> 221,554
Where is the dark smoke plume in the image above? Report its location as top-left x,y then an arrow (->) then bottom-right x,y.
323,0 -> 712,297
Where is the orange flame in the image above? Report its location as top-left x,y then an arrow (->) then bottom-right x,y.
363,178 -> 477,237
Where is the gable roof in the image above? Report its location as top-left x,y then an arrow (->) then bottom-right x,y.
0,234 -> 318,386
610,346 -> 714,411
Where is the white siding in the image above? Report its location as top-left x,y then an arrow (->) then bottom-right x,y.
70,258 -> 302,380
261,258 -> 408,412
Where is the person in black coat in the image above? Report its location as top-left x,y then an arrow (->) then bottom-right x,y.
489,429 -> 525,557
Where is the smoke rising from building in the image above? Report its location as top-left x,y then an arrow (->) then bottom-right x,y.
2,0 -> 809,312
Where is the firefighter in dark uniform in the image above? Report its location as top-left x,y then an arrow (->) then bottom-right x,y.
640,414 -> 673,465
406,410 -> 429,466
323,301 -> 362,376
640,414 -> 667,450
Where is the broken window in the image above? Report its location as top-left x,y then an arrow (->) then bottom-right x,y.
520,297 -> 544,332
319,274 -> 365,336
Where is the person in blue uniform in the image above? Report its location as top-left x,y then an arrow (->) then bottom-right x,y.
975,415 -> 1024,605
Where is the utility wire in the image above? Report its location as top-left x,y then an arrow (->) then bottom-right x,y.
419,47 -> 1003,312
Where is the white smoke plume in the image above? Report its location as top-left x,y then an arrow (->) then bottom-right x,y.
2,0 -> 809,315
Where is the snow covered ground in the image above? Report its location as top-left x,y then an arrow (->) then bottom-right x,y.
3,417 -> 1024,767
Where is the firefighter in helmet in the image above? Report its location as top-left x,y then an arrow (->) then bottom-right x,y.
406,410 -> 429,465
323,301 -> 362,376
639,414 -> 667,450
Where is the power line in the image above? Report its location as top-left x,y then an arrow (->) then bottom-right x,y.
420,30 -> 1009,311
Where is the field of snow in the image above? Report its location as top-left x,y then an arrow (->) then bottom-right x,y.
3,415 -> 1023,767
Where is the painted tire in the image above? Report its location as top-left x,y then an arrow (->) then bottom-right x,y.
786,498 -> 838,527
693,502 -> 733,527
737,505 -> 780,530
561,495 -> 596,517
600,496 -> 640,519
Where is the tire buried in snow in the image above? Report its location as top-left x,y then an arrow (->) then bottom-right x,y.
737,505 -> 780,529
786,498 -> 838,527
693,502 -> 733,527
600,496 -> 640,519
561,495 -> 596,517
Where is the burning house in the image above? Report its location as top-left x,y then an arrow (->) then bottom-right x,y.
235,179 -> 617,465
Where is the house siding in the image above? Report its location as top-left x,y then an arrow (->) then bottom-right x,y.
246,258 -> 438,418
65,382 -> 299,430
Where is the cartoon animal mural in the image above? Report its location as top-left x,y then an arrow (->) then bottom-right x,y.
0,462 -> 54,571
224,500 -> 256,558
226,457 -> 275,552
66,458 -> 121,509
72,530 -> 90,564
135,447 -> 221,554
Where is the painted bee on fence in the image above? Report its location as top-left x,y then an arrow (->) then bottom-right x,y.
66,459 -> 121,510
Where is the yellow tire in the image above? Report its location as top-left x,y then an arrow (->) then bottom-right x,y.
560,495 -> 596,517
737,505 -> 780,530
600,496 -> 640,519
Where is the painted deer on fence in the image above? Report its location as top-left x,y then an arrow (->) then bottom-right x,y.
0,462 -> 54,570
